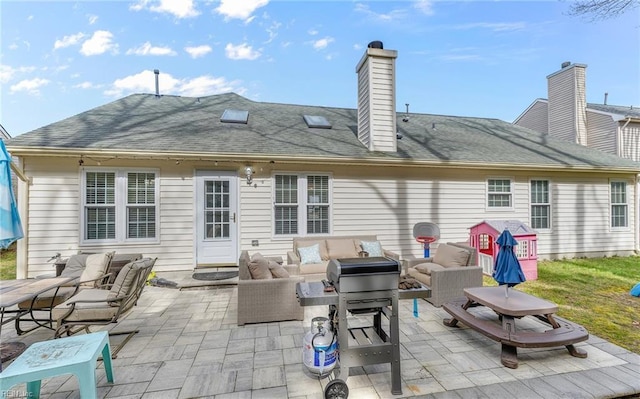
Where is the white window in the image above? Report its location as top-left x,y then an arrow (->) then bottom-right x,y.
530,180 -> 550,229
610,181 -> 628,228
487,178 -> 512,209
82,169 -> 158,243
274,174 -> 331,236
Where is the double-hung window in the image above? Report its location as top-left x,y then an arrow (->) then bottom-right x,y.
274,174 -> 330,236
82,169 -> 158,243
530,180 -> 550,229
487,178 -> 512,209
610,181 -> 628,228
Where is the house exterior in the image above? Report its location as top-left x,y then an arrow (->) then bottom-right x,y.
514,62 -> 640,162
7,44 -> 640,278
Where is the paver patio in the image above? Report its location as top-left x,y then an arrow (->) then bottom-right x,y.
2,271 -> 639,399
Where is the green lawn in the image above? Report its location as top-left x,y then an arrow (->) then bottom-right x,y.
484,256 -> 640,354
1,245 -> 638,353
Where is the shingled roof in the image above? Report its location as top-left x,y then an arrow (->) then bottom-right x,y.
7,92 -> 640,171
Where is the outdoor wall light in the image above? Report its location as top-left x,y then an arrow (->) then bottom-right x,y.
244,166 -> 254,185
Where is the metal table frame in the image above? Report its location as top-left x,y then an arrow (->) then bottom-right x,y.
296,281 -> 431,397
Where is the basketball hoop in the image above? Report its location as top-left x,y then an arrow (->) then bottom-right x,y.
413,223 -> 440,258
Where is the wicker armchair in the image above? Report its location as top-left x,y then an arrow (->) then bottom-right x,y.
237,251 -> 304,326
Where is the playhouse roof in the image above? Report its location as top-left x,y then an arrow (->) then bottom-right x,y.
471,220 -> 536,236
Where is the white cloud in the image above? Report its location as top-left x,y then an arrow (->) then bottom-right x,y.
10,78 -> 50,95
353,43 -> 363,50
225,43 -> 261,60
88,14 -> 99,24
354,3 -> 408,21
453,22 -> 527,32
81,30 -> 118,56
265,21 -> 281,43
0,65 -> 36,83
73,81 -> 101,89
312,37 -> 334,50
185,45 -> 212,58
104,69 -> 245,97
413,0 -> 434,16
126,42 -> 177,56
130,0 -> 199,18
308,29 -> 318,36
54,32 -> 85,50
9,43 -> 18,50
215,0 -> 269,22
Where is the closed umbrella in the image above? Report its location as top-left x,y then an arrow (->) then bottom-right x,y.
0,140 -> 23,249
492,229 -> 526,297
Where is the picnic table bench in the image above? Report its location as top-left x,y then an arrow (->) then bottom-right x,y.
442,287 -> 588,368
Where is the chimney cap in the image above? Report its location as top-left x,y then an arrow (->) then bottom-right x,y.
154,69 -> 160,74
561,61 -> 571,68
367,41 -> 383,49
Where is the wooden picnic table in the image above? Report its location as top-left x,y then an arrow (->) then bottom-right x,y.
442,286 -> 588,368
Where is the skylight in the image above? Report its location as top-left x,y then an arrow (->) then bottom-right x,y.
303,115 -> 332,129
221,109 -> 249,124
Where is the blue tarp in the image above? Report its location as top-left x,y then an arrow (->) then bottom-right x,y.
631,282 -> 640,297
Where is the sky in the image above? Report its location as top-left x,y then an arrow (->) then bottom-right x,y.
1,0 -> 639,137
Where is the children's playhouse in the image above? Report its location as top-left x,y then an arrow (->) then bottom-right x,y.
469,220 -> 538,280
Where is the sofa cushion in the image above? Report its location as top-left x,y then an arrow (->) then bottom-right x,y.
298,262 -> 328,275
295,240 -> 329,261
433,244 -> 470,268
79,252 -> 114,285
360,240 -> 383,257
298,244 -> 323,264
413,262 -> 445,275
248,253 -> 273,280
407,268 -> 431,286
269,260 -> 290,278
53,289 -> 118,323
107,258 -> 154,302
326,239 -> 358,259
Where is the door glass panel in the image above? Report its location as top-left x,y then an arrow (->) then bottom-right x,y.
204,180 -> 230,239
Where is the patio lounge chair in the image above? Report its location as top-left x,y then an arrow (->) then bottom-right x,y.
15,253 -> 142,335
52,257 -> 156,357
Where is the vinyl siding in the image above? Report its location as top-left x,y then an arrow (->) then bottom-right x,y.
356,60 -> 371,147
368,56 -> 396,152
19,159 -> 637,276
548,65 -> 587,144
620,122 -> 640,162
586,112 -> 617,154
515,101 -> 548,134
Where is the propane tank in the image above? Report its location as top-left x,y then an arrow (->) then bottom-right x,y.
302,317 -> 337,377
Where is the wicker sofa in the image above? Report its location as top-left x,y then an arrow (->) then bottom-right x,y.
406,242 -> 482,307
286,235 -> 399,281
237,250 -> 305,326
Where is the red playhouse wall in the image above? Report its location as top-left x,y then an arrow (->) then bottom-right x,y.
469,220 -> 538,280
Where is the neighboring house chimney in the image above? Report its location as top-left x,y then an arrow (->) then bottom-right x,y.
547,61 -> 588,145
356,41 -> 398,152
154,69 -> 160,97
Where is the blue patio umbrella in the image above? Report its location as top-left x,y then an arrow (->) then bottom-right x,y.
492,229 -> 526,297
0,140 -> 23,249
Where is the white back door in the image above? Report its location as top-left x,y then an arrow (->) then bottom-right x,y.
195,170 -> 238,265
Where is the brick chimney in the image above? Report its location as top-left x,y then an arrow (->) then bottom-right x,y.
547,62 -> 588,145
356,41 -> 398,152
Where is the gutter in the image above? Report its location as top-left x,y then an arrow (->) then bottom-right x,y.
6,147 -> 640,175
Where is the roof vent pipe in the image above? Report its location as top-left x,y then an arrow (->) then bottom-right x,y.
368,40 -> 383,49
154,69 -> 160,97
604,92 -> 608,105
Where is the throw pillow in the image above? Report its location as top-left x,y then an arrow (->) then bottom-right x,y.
298,244 -> 322,264
414,263 -> 445,275
433,244 -> 470,268
326,239 -> 359,259
248,253 -> 273,280
360,241 -> 383,257
269,260 -> 290,278
79,252 -> 114,285
295,240 -> 329,261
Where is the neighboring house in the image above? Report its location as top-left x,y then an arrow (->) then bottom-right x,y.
514,61 -> 640,162
7,43 -> 640,277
